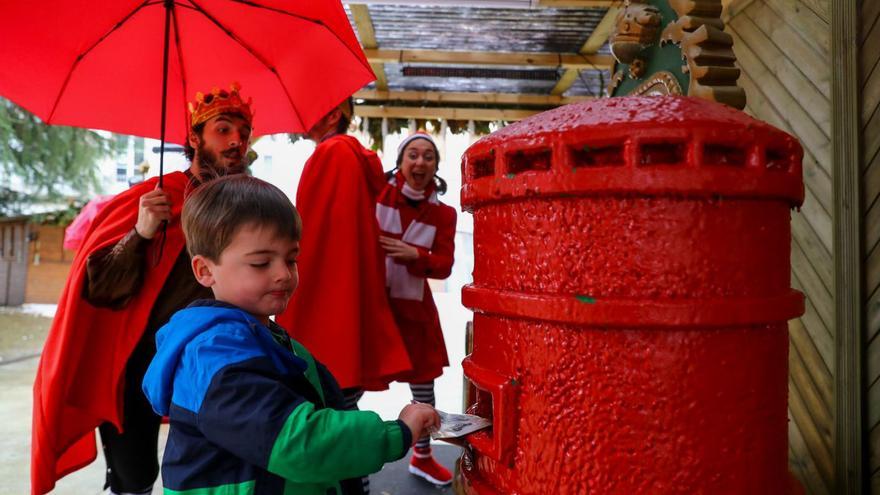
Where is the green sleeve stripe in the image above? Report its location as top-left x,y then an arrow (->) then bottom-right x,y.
268,402 -> 407,484
289,339 -> 325,405
164,480 -> 254,495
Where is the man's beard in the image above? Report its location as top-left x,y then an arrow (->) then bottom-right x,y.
196,145 -> 248,182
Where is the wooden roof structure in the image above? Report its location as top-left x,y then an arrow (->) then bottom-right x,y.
342,0 -> 621,122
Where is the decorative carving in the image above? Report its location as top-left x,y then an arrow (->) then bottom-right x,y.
606,70 -> 627,95
610,1 -> 662,65
631,71 -> 684,96
660,0 -> 745,109
628,58 -> 646,78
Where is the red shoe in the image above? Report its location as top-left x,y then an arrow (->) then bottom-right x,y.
408,447 -> 452,486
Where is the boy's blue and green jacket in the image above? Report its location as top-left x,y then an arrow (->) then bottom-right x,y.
142,300 -> 412,495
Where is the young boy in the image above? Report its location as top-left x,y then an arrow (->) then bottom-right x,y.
142,175 -> 439,495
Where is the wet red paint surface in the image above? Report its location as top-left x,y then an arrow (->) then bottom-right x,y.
458,96 -> 805,494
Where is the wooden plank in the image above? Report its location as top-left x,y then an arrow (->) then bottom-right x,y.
792,209 -> 833,293
860,0 -> 880,45
534,0 -> 620,8
341,0 -> 618,6
349,4 -> 388,91
865,151 -> 880,213
792,239 -> 835,332
735,11 -> 830,136
801,185 -> 834,256
792,274 -> 835,372
723,0 -> 758,21
866,372 -> 880,434
790,332 -> 833,450
745,2 -> 830,97
789,374 -> 835,486
867,199 -> 880,260
789,409 -> 826,495
764,0 -> 830,58
790,318 -> 834,410
867,244 -> 880,315
869,287 -> 880,354
363,48 -> 615,70
738,70 -> 834,216
801,0 -> 830,23
831,0 -> 864,489
354,89 -> 591,106
862,50 -> 880,125
729,26 -> 832,173
866,102 -> 880,171
860,8 -> 880,89
551,6 -> 619,95
355,105 -> 540,121
869,420 -> 880,475
865,328 -> 880,394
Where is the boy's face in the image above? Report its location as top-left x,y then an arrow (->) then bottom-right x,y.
192,223 -> 299,324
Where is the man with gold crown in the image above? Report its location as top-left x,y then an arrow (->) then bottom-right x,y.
31,84 -> 254,495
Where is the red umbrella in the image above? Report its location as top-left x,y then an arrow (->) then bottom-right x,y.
0,0 -> 374,179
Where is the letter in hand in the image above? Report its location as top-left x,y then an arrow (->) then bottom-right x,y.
398,402 -> 440,445
135,186 -> 173,239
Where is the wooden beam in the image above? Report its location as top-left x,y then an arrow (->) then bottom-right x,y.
364,48 -> 614,71
551,5 -> 619,95
349,4 -> 387,91
354,105 -> 540,121
534,0 -> 619,7
354,89 -> 592,106
342,0 -> 617,7
831,0 -> 864,493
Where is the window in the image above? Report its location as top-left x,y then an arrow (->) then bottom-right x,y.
133,137 -> 144,165
116,163 -> 128,182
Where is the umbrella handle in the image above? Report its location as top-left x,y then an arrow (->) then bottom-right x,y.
152,220 -> 169,268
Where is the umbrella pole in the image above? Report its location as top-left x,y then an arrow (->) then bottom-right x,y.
153,0 -> 174,266
158,0 -> 173,189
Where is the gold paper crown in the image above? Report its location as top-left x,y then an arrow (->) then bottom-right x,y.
188,82 -> 254,128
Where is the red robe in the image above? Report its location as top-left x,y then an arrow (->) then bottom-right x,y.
276,134 -> 411,391
31,172 -> 189,495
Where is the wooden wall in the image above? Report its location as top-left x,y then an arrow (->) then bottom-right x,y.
25,224 -> 74,305
862,0 -> 880,491
724,1 -> 834,492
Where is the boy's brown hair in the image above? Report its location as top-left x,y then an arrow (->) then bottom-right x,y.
182,175 -> 302,261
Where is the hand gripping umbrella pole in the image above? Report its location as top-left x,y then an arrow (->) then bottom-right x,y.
153,0 -> 174,264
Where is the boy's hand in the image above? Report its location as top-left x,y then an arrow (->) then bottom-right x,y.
135,187 -> 172,239
398,402 -> 440,445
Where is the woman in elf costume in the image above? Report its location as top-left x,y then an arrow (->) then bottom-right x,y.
376,131 -> 457,486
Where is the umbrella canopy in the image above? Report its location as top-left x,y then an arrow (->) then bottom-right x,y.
0,0 -> 374,145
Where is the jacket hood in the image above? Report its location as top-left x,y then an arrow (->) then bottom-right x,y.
142,302 -> 261,416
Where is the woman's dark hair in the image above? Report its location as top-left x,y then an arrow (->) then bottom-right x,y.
388,136 -> 447,195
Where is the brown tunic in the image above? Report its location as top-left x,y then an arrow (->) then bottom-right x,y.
84,228 -> 213,343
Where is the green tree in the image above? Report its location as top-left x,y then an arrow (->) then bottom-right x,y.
0,97 -> 118,203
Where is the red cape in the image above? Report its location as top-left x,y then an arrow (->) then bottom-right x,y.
276,135 -> 411,390
31,172 -> 189,495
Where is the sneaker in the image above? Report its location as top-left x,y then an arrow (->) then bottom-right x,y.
408,448 -> 452,486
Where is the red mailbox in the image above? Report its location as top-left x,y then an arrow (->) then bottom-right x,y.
459,96 -> 805,494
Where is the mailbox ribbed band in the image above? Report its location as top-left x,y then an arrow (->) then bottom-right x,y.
462,286 -> 804,328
